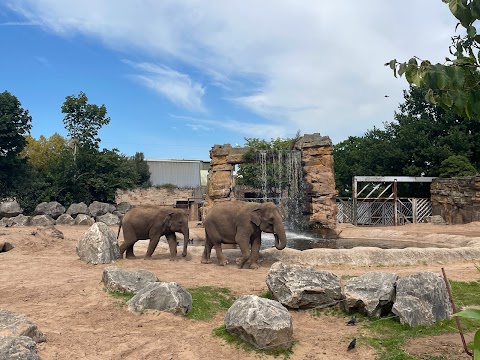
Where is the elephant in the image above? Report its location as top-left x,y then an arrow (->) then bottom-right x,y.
117,206 -> 189,260
202,201 -> 287,269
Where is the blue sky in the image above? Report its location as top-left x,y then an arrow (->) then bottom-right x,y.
1,1 -> 458,160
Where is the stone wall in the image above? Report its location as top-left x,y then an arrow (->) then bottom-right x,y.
431,176 -> 480,224
116,187 -> 194,206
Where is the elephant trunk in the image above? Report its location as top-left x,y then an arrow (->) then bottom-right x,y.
181,223 -> 189,257
273,222 -> 287,250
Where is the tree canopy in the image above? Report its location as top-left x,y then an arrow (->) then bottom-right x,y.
0,91 -> 32,198
61,91 -> 110,148
334,85 -> 479,196
0,90 -> 150,211
388,0 -> 480,119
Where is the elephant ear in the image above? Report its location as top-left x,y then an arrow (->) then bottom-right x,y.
251,208 -> 262,226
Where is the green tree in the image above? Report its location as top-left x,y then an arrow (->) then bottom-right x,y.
439,155 -> 477,177
21,133 -> 67,170
132,152 -> 151,187
388,0 -> 480,119
61,91 -> 110,148
0,91 -> 32,198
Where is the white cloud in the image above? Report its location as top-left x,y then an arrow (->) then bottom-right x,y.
124,60 -> 205,112
6,0 -> 459,143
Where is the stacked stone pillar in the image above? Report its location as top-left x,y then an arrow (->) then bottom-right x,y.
294,133 -> 337,231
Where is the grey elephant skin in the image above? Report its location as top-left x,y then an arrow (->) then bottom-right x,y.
202,201 -> 287,269
117,206 -> 189,260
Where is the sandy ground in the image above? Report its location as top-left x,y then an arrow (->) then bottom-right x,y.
1,223 -> 480,360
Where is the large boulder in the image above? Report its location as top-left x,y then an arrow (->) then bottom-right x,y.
55,214 -> 75,225
88,201 -> 116,217
392,272 -> 452,326
74,214 -> 95,226
102,267 -> 159,294
30,215 -> 55,226
116,202 -> 133,215
34,201 -> 65,219
66,202 -> 88,216
96,213 -> 120,225
0,218 -> 14,227
76,223 -> 121,264
12,214 -> 31,226
224,295 -> 293,350
344,272 -> 398,317
0,336 -> 40,360
266,262 -> 343,309
0,309 -> 46,343
127,282 -> 192,316
0,200 -> 23,218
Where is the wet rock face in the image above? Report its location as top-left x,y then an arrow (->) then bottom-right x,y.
224,295 -> 293,351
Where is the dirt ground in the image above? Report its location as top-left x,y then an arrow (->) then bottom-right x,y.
1,223 -> 480,360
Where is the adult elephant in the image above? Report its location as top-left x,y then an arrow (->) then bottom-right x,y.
117,206 -> 189,260
202,201 -> 287,269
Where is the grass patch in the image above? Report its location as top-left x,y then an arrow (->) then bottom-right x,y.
108,291 -> 134,308
258,290 -> 272,299
213,325 -> 295,359
358,280 -> 480,359
186,286 -> 236,321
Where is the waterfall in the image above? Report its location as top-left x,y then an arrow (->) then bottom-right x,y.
254,150 -> 307,230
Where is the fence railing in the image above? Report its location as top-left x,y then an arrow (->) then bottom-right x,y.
337,198 -> 431,225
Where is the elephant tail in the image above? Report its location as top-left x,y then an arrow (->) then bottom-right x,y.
117,218 -> 123,239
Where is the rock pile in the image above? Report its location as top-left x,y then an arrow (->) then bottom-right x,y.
0,200 -> 133,227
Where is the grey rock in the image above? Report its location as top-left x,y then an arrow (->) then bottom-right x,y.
102,266 -> 158,294
224,295 -> 293,350
0,242 -> 14,252
127,282 -> 192,316
0,309 -> 46,343
116,202 -> 133,214
30,215 -> 55,227
34,201 -> 65,219
66,202 -> 88,216
392,272 -> 452,326
12,214 -> 31,226
423,215 -> 446,225
344,272 -> 398,317
74,214 -> 95,226
76,222 -> 121,264
0,217 -> 14,227
0,336 -> 40,360
266,262 -> 343,309
96,213 -> 120,225
88,201 -> 116,217
0,200 -> 23,218
34,226 -> 64,240
55,214 -> 75,225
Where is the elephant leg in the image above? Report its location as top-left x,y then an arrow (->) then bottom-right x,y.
214,242 -> 229,266
125,244 -> 136,259
119,242 -> 136,259
166,233 -> 178,260
248,237 -> 261,269
235,239 -> 251,269
201,236 -> 213,264
144,236 -> 161,259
